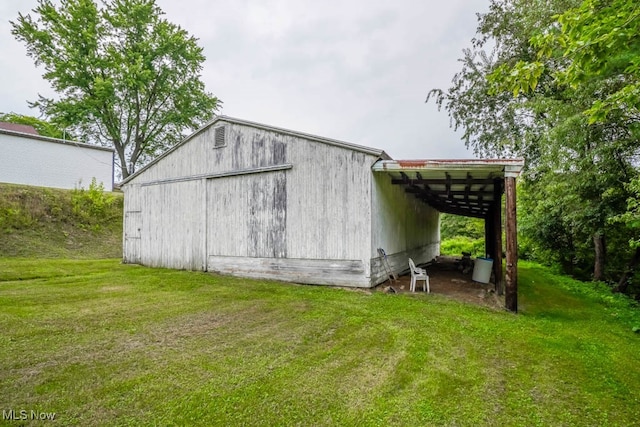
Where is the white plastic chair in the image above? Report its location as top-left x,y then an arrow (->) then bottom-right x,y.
408,258 -> 430,293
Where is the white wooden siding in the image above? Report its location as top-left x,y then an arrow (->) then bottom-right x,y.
138,180 -> 205,270
206,171 -> 286,258
136,126 -> 215,181
123,211 -> 142,264
370,172 -> 440,284
207,256 -> 369,287
286,139 -> 374,262
123,183 -> 141,264
138,124 -> 288,183
0,131 -> 113,190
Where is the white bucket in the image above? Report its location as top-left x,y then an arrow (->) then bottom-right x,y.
472,257 -> 493,284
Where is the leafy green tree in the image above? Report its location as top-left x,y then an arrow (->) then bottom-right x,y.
440,213 -> 484,241
0,112 -> 70,139
429,0 -> 638,286
427,0 -> 580,159
12,0 -> 220,179
490,0 -> 639,126
482,0 -> 639,285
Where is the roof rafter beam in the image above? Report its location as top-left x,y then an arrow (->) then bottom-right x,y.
406,188 -> 491,214
419,198 -> 488,218
391,178 -> 496,186
464,172 -> 472,202
406,187 -> 495,200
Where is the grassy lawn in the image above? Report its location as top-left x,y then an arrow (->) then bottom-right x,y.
1,259 -> 639,426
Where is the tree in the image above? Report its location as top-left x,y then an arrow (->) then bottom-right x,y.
0,112 -> 70,139
484,0 -> 640,285
427,0 -> 581,160
428,0 -> 638,286
12,0 -> 220,179
610,177 -> 640,295
490,0 -> 639,126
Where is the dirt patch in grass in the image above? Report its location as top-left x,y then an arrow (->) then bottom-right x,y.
378,256 -> 506,310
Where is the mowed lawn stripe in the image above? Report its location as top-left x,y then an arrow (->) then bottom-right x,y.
1,258 -> 639,426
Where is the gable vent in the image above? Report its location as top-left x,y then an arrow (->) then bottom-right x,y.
214,126 -> 226,147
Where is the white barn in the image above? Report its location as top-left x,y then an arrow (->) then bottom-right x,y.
0,125 -> 114,191
120,116 -> 443,288
121,116 -> 524,297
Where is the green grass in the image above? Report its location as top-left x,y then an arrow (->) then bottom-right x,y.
439,236 -> 485,257
1,259 -> 639,426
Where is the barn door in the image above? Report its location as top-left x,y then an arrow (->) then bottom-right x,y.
124,211 -> 142,263
206,171 -> 286,259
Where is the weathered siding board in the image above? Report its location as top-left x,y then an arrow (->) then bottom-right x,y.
123,211 -> 142,264
123,183 -> 142,264
206,171 -> 287,258
232,130 -> 287,170
216,124 -> 290,174
200,123 -> 377,287
139,180 -> 205,270
207,174 -> 247,257
138,124 -> 290,183
207,256 -> 369,287
370,173 -> 440,285
248,172 -> 287,257
286,139 -> 374,264
139,126 -> 216,182
369,243 -> 439,284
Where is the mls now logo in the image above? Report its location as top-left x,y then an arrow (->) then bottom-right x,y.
2,409 -> 56,421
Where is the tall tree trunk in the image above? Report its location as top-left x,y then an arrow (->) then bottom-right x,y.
593,232 -> 605,281
113,141 -> 129,180
615,246 -> 640,294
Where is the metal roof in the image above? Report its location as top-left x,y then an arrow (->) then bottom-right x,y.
372,159 -> 524,218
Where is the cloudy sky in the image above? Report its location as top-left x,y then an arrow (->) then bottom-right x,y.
0,0 -> 488,159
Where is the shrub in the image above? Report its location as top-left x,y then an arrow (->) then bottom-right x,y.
71,178 -> 118,230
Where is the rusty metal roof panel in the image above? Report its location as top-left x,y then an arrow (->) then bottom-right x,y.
373,159 -> 524,176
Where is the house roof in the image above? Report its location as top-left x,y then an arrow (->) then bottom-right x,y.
0,127 -> 114,153
0,122 -> 39,135
372,159 -> 525,218
121,115 -> 391,185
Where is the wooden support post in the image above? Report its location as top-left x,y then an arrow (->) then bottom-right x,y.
493,179 -> 504,295
485,211 -> 494,260
505,175 -> 518,313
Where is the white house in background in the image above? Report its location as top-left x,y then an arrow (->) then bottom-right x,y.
0,123 -> 114,191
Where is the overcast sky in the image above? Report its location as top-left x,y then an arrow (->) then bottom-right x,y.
0,0 -> 488,160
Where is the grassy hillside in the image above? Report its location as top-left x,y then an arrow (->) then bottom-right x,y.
0,182 -> 123,258
0,258 -> 639,426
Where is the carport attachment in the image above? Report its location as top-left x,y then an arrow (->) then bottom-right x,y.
372,159 -> 524,312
